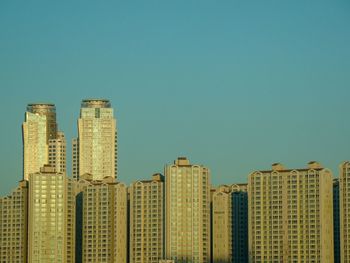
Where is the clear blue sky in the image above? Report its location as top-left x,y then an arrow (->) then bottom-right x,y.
0,0 -> 349,195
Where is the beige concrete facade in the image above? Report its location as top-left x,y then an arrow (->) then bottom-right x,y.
165,157 -> 211,263
211,184 -> 249,263
28,165 -> 75,263
340,161 -> 350,263
248,162 -> 334,263
81,178 -> 127,263
0,181 -> 28,263
75,99 -> 117,181
22,103 -> 58,181
130,174 -> 165,263
212,185 -> 232,263
48,131 -> 66,174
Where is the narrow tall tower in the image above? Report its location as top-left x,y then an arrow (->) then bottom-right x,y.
73,99 -> 117,181
22,103 -> 60,180
130,174 -> 165,263
165,157 -> 211,263
340,161 -> 350,263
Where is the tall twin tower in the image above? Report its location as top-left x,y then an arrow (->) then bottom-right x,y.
22,99 -> 117,181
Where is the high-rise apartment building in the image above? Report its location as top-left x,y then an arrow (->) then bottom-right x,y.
231,184 -> 248,263
81,177 -> 127,263
211,184 -> 248,263
48,131 -> 66,173
340,161 -> 350,263
130,173 -> 165,263
248,162 -> 334,263
22,103 -> 59,180
0,181 -> 28,263
28,165 -> 75,263
72,138 -> 79,180
73,99 -> 117,181
333,178 -> 340,263
165,157 -> 211,263
212,185 -> 232,263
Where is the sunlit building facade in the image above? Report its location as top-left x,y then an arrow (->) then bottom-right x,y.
130,173 -> 165,263
74,99 -> 117,181
48,131 -> 66,174
211,184 -> 248,263
248,162 -> 334,263
165,157 -> 211,263
81,178 -> 127,263
22,103 -> 58,180
340,161 -> 350,263
0,181 -> 28,263
28,165 -> 75,263
212,185 -> 232,263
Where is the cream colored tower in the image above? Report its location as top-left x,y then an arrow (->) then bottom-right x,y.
130,174 -> 165,263
212,185 -> 232,263
48,131 -> 66,173
165,157 -> 211,263
28,165 -> 76,263
340,161 -> 350,263
248,162 -> 334,263
75,99 -> 117,181
81,177 -> 127,263
0,181 -> 28,263
22,103 -> 58,180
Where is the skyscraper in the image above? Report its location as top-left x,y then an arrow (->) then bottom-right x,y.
212,185 -> 232,263
73,99 -> 117,181
0,180 -> 28,263
230,184 -> 248,263
340,161 -> 350,263
248,162 -> 334,263
48,131 -> 66,173
333,178 -> 340,263
22,103 -> 59,180
165,157 -> 211,263
211,184 -> 248,263
28,165 -> 76,263
80,177 -> 127,263
129,173 -> 165,263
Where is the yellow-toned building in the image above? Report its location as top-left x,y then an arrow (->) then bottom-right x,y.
22,103 -> 58,181
212,184 -> 248,263
28,165 -> 76,263
0,180 -> 28,263
212,185 -> 232,263
165,157 -> 211,263
129,173 -> 165,263
340,161 -> 350,263
48,131 -> 66,174
74,99 -> 117,181
81,177 -> 127,263
248,162 -> 334,263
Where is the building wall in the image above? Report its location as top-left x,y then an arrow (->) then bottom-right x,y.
212,187 -> 232,263
248,162 -> 334,263
82,179 -> 127,263
77,99 -> 117,181
48,131 -> 66,174
130,174 -> 165,263
0,181 -> 28,263
165,157 -> 211,263
340,161 -> 350,263
22,103 -> 58,181
231,185 -> 248,263
72,138 -> 79,180
28,166 -> 70,263
333,179 -> 340,263
211,184 -> 248,263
